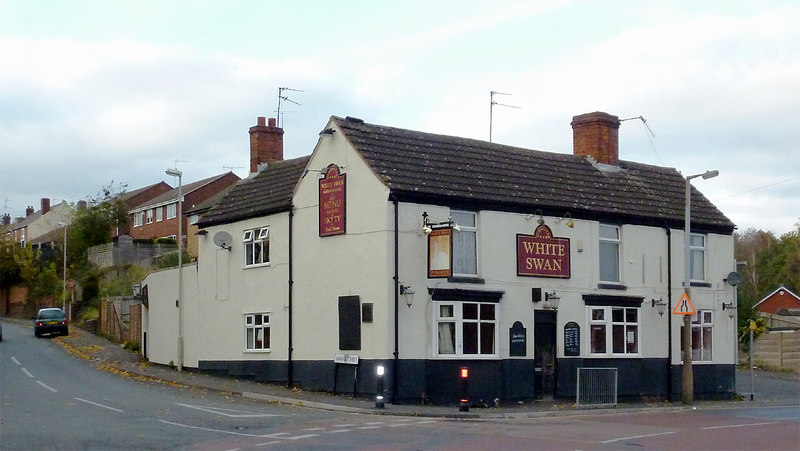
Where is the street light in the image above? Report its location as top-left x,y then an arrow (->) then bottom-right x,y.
166,168 -> 183,372
681,169 -> 718,405
57,221 -> 69,316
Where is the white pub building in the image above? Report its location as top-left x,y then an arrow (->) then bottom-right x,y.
141,112 -> 738,405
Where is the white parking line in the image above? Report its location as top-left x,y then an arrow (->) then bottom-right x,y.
36,380 -> 58,392
21,367 -> 34,378
11,356 -> 21,365
601,431 -> 675,444
702,421 -> 780,430
74,397 -> 124,413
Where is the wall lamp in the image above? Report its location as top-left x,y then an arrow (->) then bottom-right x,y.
651,298 -> 668,316
543,291 -> 560,310
722,301 -> 736,318
533,209 -> 545,226
400,284 -> 415,307
555,213 -> 574,228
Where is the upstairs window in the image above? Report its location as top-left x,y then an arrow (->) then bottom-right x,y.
155,207 -> 163,222
599,224 -> 620,283
166,203 -> 177,219
690,234 -> 706,281
145,209 -> 154,224
451,211 -> 477,276
243,227 -> 270,267
133,212 -> 144,227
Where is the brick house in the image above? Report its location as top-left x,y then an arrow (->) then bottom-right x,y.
754,285 -> 800,315
127,172 -> 240,258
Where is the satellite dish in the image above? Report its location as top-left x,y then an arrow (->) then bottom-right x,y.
724,271 -> 742,287
213,231 -> 233,250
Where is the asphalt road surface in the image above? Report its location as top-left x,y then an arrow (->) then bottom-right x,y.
2,320 -> 798,450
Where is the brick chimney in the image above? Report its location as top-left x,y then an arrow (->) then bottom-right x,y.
26,206 -> 34,217
249,117 -> 284,173
2,213 -> 10,225
571,112 -> 620,165
41,198 -> 51,215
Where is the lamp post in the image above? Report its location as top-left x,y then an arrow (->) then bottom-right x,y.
681,169 -> 718,405
166,168 -> 183,372
57,221 -> 68,315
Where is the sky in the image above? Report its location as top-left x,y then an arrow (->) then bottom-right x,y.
1,0 -> 798,236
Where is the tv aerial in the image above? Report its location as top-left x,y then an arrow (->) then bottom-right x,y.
212,231 -> 233,251
277,87 -> 304,128
489,91 -> 520,142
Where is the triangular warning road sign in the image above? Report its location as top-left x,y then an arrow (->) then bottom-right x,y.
673,292 -> 696,315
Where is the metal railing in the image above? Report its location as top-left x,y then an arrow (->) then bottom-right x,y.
576,367 -> 618,407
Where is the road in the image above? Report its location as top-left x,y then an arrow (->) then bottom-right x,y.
2,320 -> 798,450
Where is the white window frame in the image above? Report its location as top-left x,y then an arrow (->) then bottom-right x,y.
133,211 -> 143,227
145,209 -> 154,224
244,313 -> 271,352
166,203 -> 177,219
599,224 -> 621,283
588,306 -> 640,356
434,301 -> 497,358
243,227 -> 270,267
689,233 -> 706,282
451,210 -> 478,277
683,309 -> 713,362
155,207 -> 163,222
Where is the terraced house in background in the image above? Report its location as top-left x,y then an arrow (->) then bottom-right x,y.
141,112 -> 738,405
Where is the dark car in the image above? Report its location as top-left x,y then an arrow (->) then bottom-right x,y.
34,308 -> 69,337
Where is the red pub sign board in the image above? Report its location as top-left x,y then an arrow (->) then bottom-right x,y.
517,224 -> 570,278
319,164 -> 346,237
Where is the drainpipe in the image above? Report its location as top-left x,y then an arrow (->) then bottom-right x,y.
288,208 -> 294,387
665,225 -> 673,400
392,198 -> 399,404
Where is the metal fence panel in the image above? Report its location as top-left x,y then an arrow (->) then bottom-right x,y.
576,367 -> 617,407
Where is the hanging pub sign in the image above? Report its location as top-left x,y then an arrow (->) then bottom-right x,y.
319,164 -> 346,237
427,228 -> 452,278
517,224 -> 571,278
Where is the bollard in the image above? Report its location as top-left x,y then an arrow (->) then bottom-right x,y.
375,365 -> 385,408
459,367 -> 469,412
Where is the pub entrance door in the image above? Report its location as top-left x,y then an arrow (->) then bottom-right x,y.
534,310 -> 557,400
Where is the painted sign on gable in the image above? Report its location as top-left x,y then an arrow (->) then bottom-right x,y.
517,225 -> 571,278
319,164 -> 346,237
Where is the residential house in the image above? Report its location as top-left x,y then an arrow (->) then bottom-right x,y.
754,285 -> 800,330
128,172 -> 240,258
142,112 -> 738,405
114,181 -> 173,237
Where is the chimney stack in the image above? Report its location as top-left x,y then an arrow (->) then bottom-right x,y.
2,214 -> 10,225
26,206 -> 34,217
41,198 -> 51,215
249,116 -> 284,173
571,112 -> 620,165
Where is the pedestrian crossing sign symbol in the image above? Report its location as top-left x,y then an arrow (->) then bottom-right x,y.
673,293 -> 696,315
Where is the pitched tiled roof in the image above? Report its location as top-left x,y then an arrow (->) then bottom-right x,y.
198,156 -> 310,227
333,116 -> 734,233
130,172 -> 237,212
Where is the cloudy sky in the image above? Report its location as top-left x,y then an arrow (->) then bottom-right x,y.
1,0 -> 798,236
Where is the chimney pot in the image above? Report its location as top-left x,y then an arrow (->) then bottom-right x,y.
257,116 -> 266,126
571,111 -> 620,165
268,117 -> 276,127
26,206 -> 34,217
41,198 -> 51,215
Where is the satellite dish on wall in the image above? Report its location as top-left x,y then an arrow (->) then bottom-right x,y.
213,231 -> 233,251
724,271 -> 742,287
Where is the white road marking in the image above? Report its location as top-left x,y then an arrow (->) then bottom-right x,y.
158,419 -> 265,437
74,397 -> 124,413
387,422 -> 412,427
363,421 -> 384,425
21,367 -> 34,378
301,427 -> 325,431
326,429 -> 351,433
254,442 -> 281,447
284,434 -> 319,440
357,426 -> 382,430
11,356 -> 21,365
601,431 -> 676,444
175,402 -> 283,418
223,448 -> 241,451
36,380 -> 58,392
701,421 -> 780,430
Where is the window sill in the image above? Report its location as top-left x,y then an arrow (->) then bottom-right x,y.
243,263 -> 271,269
447,276 -> 485,284
690,281 -> 712,288
597,283 -> 627,290
433,355 -> 500,360
244,349 -> 271,354
587,354 -> 642,358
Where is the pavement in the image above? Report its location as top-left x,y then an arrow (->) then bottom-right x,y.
17,319 -> 800,419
